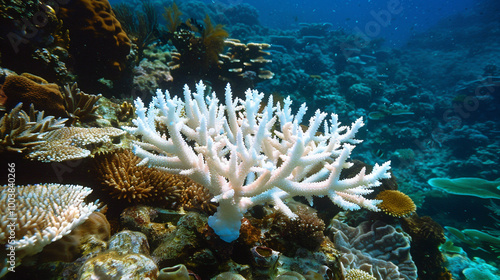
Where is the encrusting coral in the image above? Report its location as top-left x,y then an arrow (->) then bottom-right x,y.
93,149 -> 216,213
0,184 -> 98,277
0,103 -> 66,154
26,126 -> 125,162
329,219 -> 418,280
375,190 -> 416,218
124,81 -> 391,242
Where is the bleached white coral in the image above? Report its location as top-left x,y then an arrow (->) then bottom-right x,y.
124,81 -> 391,242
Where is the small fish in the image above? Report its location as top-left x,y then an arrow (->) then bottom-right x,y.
373,149 -> 385,158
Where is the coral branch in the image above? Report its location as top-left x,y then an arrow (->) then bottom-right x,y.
124,81 -> 391,242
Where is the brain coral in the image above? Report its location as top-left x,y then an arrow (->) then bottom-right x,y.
58,0 -> 131,82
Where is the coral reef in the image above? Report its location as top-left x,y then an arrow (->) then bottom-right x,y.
124,81 -> 391,242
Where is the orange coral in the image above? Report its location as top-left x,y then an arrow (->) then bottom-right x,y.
2,74 -> 67,117
58,0 -> 131,81
375,190 -> 416,217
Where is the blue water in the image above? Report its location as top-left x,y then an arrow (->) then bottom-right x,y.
109,0 -> 476,47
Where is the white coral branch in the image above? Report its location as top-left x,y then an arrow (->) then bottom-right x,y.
123,81 -> 391,242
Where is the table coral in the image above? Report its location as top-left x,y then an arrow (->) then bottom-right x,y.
0,184 -> 98,277
26,127 -> 125,162
37,212 -> 110,263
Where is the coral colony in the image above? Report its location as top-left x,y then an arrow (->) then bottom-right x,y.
125,81 -> 391,242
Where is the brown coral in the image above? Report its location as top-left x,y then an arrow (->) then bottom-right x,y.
0,103 -> 66,153
2,73 -> 68,118
61,83 -> 102,124
26,127 -> 125,162
58,0 -> 131,84
272,203 -> 325,251
401,215 -> 448,280
375,190 -> 416,218
93,149 -> 216,213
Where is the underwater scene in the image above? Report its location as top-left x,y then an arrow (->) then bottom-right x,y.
0,0 -> 499,279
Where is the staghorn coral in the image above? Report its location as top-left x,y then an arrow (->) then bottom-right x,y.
329,219 -> 417,280
124,81 -> 391,242
26,126 -> 125,162
375,190 -> 416,218
0,103 -> 66,153
2,73 -> 68,118
61,83 -> 101,124
93,149 -> 215,213
0,184 -> 98,276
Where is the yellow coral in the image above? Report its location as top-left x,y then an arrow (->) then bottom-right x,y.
345,269 -> 376,280
376,190 -> 416,218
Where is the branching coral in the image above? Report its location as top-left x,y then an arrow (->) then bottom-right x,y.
124,81 -> 391,242
0,103 -> 66,154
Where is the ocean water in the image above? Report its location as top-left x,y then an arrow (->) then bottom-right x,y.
1,0 -> 500,279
